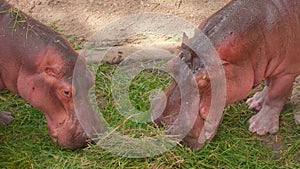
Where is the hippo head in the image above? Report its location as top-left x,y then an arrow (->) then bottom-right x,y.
16,45 -> 102,149
151,33 -> 217,150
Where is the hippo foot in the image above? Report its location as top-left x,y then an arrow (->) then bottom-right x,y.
0,111 -> 14,126
246,86 -> 268,111
248,105 -> 280,135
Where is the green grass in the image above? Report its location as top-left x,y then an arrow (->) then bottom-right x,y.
1,63 -> 300,168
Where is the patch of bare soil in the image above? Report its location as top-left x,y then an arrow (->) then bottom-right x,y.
291,76 -> 300,124
7,0 -> 230,37
260,135 -> 285,160
7,0 -> 230,63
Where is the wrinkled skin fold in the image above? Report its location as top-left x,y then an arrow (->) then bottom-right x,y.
152,0 -> 300,150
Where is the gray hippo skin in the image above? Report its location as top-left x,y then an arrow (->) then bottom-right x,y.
0,0 -> 102,149
152,0 -> 300,150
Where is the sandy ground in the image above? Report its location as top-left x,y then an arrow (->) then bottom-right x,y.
7,0 -> 230,37
6,0 -> 232,65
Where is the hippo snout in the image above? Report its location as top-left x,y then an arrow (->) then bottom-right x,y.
56,127 -> 89,149
46,114 -> 92,149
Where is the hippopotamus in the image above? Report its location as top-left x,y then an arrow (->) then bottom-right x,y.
0,0 -> 102,149
152,0 -> 300,150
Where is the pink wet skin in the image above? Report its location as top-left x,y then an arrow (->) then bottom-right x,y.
152,0 -> 300,150
0,1 -> 102,149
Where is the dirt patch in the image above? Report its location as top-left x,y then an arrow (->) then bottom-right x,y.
260,135 -> 285,160
7,0 -> 231,64
291,76 -> 300,124
7,0 -> 230,37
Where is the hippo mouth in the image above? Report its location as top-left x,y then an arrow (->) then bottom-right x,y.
46,113 -> 90,149
58,124 -> 90,149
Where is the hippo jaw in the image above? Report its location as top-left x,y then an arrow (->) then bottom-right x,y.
45,111 -> 89,149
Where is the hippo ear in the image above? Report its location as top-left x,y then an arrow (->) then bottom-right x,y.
183,32 -> 189,42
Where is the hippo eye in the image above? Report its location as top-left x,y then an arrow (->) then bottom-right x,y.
62,89 -> 72,98
64,90 -> 69,95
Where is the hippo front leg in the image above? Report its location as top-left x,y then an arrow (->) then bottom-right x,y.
0,84 -> 14,126
0,111 -> 14,126
246,80 -> 270,111
249,75 -> 296,135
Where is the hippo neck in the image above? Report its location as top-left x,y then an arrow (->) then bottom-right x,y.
200,0 -> 296,82
200,0 -> 269,59
0,2 -> 76,59
0,2 -> 78,93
